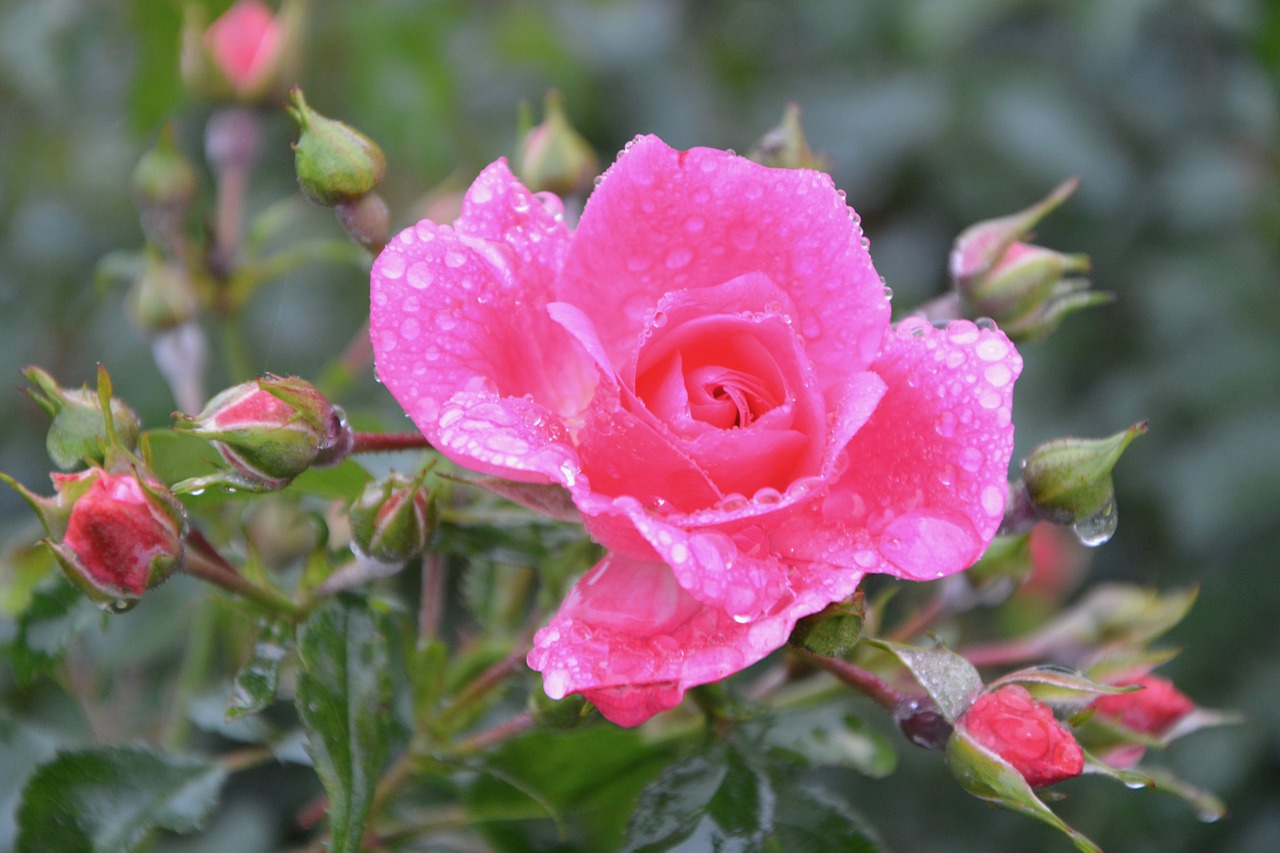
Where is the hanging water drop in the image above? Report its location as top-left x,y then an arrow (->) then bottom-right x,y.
1071,497 -> 1118,547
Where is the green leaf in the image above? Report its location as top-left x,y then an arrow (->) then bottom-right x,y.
0,541 -> 55,618
624,742 -> 774,853
295,596 -> 395,853
15,747 -> 227,853
756,703 -> 896,779
866,638 -> 984,723
227,616 -> 293,720
290,459 -> 371,502
769,779 -> 884,852
0,714 -> 58,853
5,579 -> 97,685
988,664 -> 1138,711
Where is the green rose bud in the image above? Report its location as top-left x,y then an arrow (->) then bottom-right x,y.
748,102 -> 831,171
1021,422 -> 1147,547
349,470 -> 434,571
288,87 -> 386,207
22,365 -> 141,471
515,89 -> 599,197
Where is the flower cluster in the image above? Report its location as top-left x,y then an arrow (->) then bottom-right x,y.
371,135 -> 1022,725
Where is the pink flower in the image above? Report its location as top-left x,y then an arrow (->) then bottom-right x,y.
204,0 -> 282,99
957,685 -> 1084,788
51,469 -> 185,604
370,135 -> 1021,725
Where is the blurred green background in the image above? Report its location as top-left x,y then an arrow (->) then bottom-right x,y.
2,0 -> 1278,850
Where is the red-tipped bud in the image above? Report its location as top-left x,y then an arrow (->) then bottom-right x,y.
174,375 -> 353,492
18,468 -> 186,612
181,0 -> 299,105
515,90 -> 599,197
348,470 -> 434,571
950,180 -> 1110,340
953,685 -> 1084,789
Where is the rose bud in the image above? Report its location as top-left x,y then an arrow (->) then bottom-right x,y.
127,249 -> 199,335
181,0 -> 299,104
288,87 -> 386,207
5,467 -> 185,612
950,179 -> 1110,340
174,375 -> 353,492
132,123 -> 199,249
952,685 -> 1084,789
515,89 -> 599,197
1085,674 -> 1196,768
349,470 -> 434,571
787,592 -> 864,657
1021,421 -> 1147,547
22,365 -> 141,471
748,102 -> 831,171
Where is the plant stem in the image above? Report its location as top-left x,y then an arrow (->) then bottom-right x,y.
163,595 -> 220,750
440,647 -> 528,728
795,648 -> 904,711
351,431 -> 434,453
183,532 -> 303,618
418,552 -> 445,645
453,710 -> 534,755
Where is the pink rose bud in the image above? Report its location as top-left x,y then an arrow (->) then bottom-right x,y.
182,0 -> 298,104
748,102 -> 831,171
956,685 -> 1084,788
950,180 -> 1110,340
515,90 -> 599,197
348,470 -> 433,571
1021,421 -> 1147,547
174,376 -> 353,491
22,365 -> 141,471
42,469 -> 185,612
288,87 -> 386,207
1091,675 -> 1195,736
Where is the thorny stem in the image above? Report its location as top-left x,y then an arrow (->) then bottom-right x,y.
352,431 -> 435,454
795,648 -> 904,712
183,531 -> 303,618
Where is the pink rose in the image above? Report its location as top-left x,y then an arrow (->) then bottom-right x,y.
1089,674 -> 1196,767
370,135 -> 1021,725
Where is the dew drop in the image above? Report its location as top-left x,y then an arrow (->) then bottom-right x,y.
400,318 -> 421,340
685,215 -> 706,233
959,447 -> 984,472
407,262 -> 434,290
981,484 -> 1005,517
978,389 -> 1001,409
976,336 -> 1009,361
935,411 -> 957,437
883,285 -> 894,301
379,252 -> 406,279
984,363 -> 1013,387
444,250 -> 466,268
878,511 -> 978,581
651,310 -> 668,328
511,193 -> 530,212
665,246 -> 694,269
1071,498 -> 1118,547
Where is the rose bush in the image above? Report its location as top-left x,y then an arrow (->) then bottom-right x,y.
370,135 -> 1022,725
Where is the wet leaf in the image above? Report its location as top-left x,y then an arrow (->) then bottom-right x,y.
5,579 -> 97,685
226,615 -> 293,720
16,747 -> 227,853
867,637 -> 984,723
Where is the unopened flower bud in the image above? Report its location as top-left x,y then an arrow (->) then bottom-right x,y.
515,90 -> 599,197
288,87 -> 386,207
181,0 -> 299,104
1084,674 -> 1195,768
132,124 -> 199,248
22,365 -> 141,471
787,592 -> 864,657
950,180 -> 1111,340
128,249 -> 199,334
1022,422 -> 1147,546
951,685 -> 1084,789
6,467 -> 185,612
174,375 -> 353,491
748,102 -> 830,171
349,470 -> 433,571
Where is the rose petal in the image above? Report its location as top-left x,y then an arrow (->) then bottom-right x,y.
528,553 -> 866,726
817,318 -> 1022,580
372,160 -> 596,483
558,136 -> 889,391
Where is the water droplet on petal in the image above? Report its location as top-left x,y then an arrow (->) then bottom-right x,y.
400,318 -> 421,340
665,246 -> 694,269
444,250 -> 466,268
407,262 -> 434,290
878,511 -> 978,581
935,411 -> 957,437
959,447 -> 984,472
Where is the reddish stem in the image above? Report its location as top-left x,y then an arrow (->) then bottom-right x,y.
455,711 -> 535,754
351,431 -> 434,454
795,648 -> 904,711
